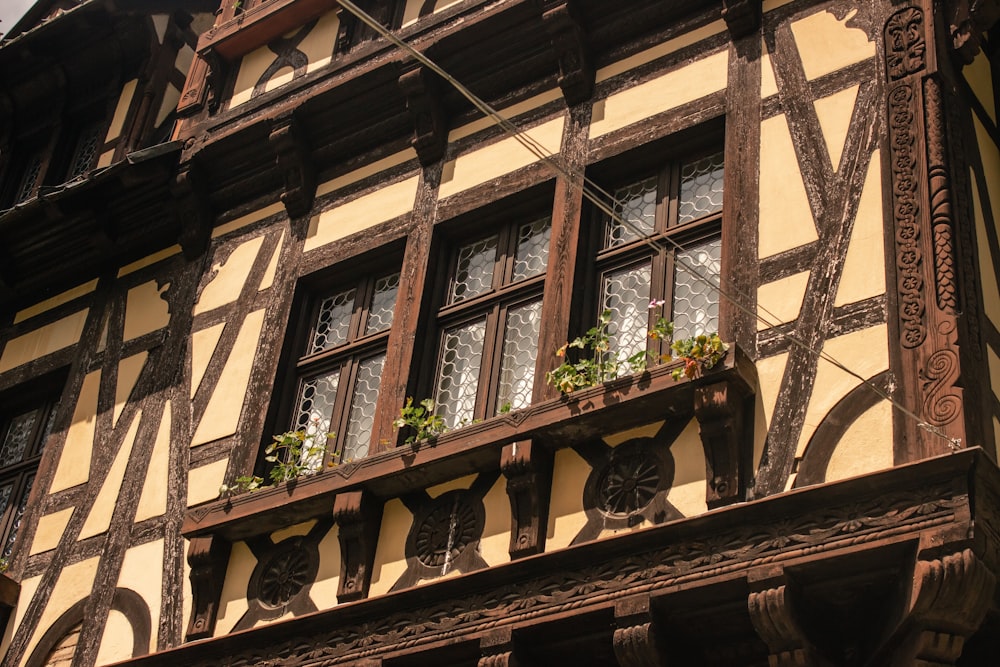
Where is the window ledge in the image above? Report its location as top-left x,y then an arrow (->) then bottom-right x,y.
0,572 -> 19,610
184,345 -> 757,542
198,0 -> 340,61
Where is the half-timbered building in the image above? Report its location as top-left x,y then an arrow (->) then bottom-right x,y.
1,0 -> 1000,664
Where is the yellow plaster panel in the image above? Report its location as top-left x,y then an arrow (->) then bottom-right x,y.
30,507 -> 74,555
759,114 -> 819,258
440,117 -> 564,199
603,421 -> 665,447
135,402 -> 172,522
194,236 -> 266,315
301,11 -> 339,74
823,400 -> 893,483
0,309 -> 88,373
789,9 -> 875,81
761,42 -> 778,98
176,44 -> 195,80
271,520 -> 317,543
546,448 -> 590,551
310,525 -> 341,610
124,281 -> 170,341
305,176 -> 419,252
187,459 -> 228,507
259,231 -> 283,291
449,89 -> 562,143
264,67 -> 295,94
25,557 -> 99,664
479,475 -> 512,567
994,416 -> 1000,462
95,609 -> 133,666
369,498 -> 412,597
975,118 -> 1000,233
191,308 -> 267,446
666,419 -> 708,517
2,574 -> 40,657
191,322 -> 225,399
965,51 -> 996,124
156,84 -> 181,128
425,474 -> 476,498
230,46 -> 274,109
796,324 -> 888,457
596,20 -> 727,82
814,85 -> 859,171
14,279 -> 97,324
105,79 -> 138,143
971,170 -> 1000,323
402,0 -> 462,25
316,149 -> 416,197
117,246 -> 181,277
215,541 -> 256,636
115,540 -> 165,650
98,149 -> 115,169
51,370 -> 100,492
835,150 -> 885,306
213,203 -> 284,239
755,352 -> 788,471
590,51 -> 728,139
757,271 -> 810,329
80,411 -> 142,540
114,353 -> 147,427
763,0 -> 795,10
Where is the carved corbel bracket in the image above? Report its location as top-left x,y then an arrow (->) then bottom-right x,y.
612,596 -> 665,667
722,0 -> 762,40
171,162 -> 213,261
479,627 -> 521,667
539,0 -> 594,106
185,534 -> 232,641
946,0 -> 1000,65
500,440 -> 553,559
269,114 -> 317,220
747,573 -> 831,667
334,6 -> 356,55
333,490 -> 383,603
398,64 -> 448,167
693,379 -> 751,509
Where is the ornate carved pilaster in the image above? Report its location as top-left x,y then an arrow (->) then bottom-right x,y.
185,535 -> 231,641
748,574 -> 831,667
398,65 -> 447,166
890,549 -> 995,666
721,0 -> 762,40
171,162 -> 212,261
333,490 -> 383,603
500,440 -> 552,559
177,53 -> 210,118
479,627 -> 521,667
539,0 -> 593,106
269,114 -> 317,220
693,378 -> 752,508
613,596 -> 665,667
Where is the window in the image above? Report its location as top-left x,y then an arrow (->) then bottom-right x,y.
65,120 -> 104,181
596,150 -> 724,370
433,216 -> 551,429
289,269 -> 400,465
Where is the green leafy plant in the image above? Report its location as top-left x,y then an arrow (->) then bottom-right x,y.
0,557 -> 9,573
393,397 -> 447,445
219,429 -> 331,495
665,333 -> 729,381
544,309 -> 622,393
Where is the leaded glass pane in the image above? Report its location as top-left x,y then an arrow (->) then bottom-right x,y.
512,218 -> 551,281
293,369 -> 341,470
435,319 -> 486,429
678,152 -> 724,224
0,409 -> 40,467
15,154 -> 42,204
0,484 -> 13,526
309,289 -> 356,354
68,123 -> 103,179
365,273 -> 400,335
602,263 -> 651,375
673,236 -> 722,340
605,177 -> 657,248
496,299 -> 542,414
450,236 -> 498,304
2,476 -> 32,560
341,355 -> 385,462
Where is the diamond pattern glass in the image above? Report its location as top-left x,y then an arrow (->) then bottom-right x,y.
673,236 -> 722,340
0,409 -> 39,467
293,369 -> 341,470
309,289 -> 355,354
15,154 -> 42,204
602,263 -> 651,374
68,123 -> 102,179
605,177 -> 657,248
678,152 -> 724,225
435,319 -> 487,429
450,236 -> 498,304
2,475 -> 32,560
341,354 -> 385,462
496,299 -> 542,414
365,273 -> 399,335
512,218 -> 551,282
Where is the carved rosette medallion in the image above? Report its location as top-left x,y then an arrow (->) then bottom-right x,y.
414,491 -> 479,568
885,7 -> 926,80
250,538 -> 317,611
595,441 -> 662,517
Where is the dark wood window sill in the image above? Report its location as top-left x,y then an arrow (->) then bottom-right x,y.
0,572 -> 18,610
197,0 -> 340,61
183,345 -> 757,542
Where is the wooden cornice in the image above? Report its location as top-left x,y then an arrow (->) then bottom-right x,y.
196,0 -> 340,62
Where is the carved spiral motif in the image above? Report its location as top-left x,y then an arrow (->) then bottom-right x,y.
920,348 -> 962,426
414,492 -> 478,568
595,441 -> 662,517
257,544 -> 312,609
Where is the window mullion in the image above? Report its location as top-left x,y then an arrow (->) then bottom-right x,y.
476,305 -> 503,421
327,359 -> 356,465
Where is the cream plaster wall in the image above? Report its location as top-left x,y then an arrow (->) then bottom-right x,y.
761,42 -> 778,98
115,540 -> 165,650
264,67 -> 295,94
970,170 -> 1000,326
213,203 -> 284,239
596,21 -> 726,83
305,176 -> 419,252
187,459 -> 228,507
195,236 -> 266,315
754,351 -> 789,471
24,557 -> 100,665
191,322 -> 225,399
230,46 -> 274,109
545,448 -> 589,552
30,507 -> 74,555
823,400 -> 893,483
271,520 -> 317,543
759,114 -> 818,258
757,272 -> 810,329
191,308 -> 267,446
667,419 -> 708,518
965,52 -> 996,124
155,84 -> 181,128
1,574 -> 39,658
369,498 -> 411,597
315,149 -> 416,198
449,90 -> 562,143
975,118 -> 1000,235
215,541 -> 256,636
401,0 -> 462,26
0,310 -> 89,373
479,475 -> 512,567
590,50 -> 728,139
14,280 -> 97,324
114,353 -> 147,427
118,246 -> 181,277
439,117 -> 564,199
789,9 -> 875,81
814,85 -> 858,171
79,411 -> 142,540
259,232 -> 283,291
603,421 -> 664,446
310,526 -> 341,610
135,401 -> 172,522
835,150 -> 885,307
301,11 -> 339,74
50,369 -> 100,492
105,79 -> 138,144
94,610 -> 133,666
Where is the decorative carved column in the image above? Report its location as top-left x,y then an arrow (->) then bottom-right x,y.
748,569 -> 831,667
889,549 -> 995,666
500,440 -> 552,559
613,596 -> 666,667
269,114 -> 317,220
538,0 -> 594,106
185,535 -> 232,641
693,378 -> 753,508
333,490 -> 383,603
399,64 -> 447,166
